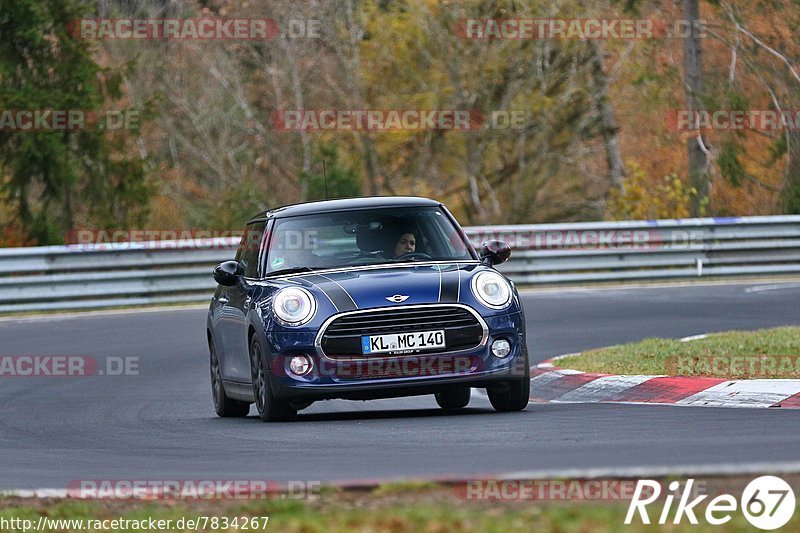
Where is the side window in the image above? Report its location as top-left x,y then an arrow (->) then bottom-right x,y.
236,221 -> 267,278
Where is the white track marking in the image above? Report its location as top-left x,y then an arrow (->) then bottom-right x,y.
680,334 -> 709,342
677,380 -> 800,408
745,283 -> 800,293
555,375 -> 654,402
529,371 -> 572,388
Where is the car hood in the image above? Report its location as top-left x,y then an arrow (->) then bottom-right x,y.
287,262 -> 482,311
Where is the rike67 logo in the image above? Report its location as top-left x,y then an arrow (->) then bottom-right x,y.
626,476 -> 795,530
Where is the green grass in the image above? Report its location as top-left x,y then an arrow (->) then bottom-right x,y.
556,326 -> 800,378
3,490 -> 798,532
370,480 -> 440,496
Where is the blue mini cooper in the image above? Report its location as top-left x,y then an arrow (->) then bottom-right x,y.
207,197 -> 529,421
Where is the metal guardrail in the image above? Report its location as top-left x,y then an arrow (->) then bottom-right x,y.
0,216 -> 799,313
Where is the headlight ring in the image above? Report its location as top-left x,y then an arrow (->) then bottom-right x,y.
471,271 -> 512,310
273,287 -> 317,326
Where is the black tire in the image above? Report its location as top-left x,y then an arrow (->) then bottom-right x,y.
210,340 -> 250,418
250,337 -> 297,422
487,360 -> 530,412
435,387 -> 471,409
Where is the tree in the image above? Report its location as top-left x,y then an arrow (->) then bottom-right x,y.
682,0 -> 710,216
701,1 -> 800,213
352,0 -> 628,223
589,40 -> 627,199
0,0 -> 149,244
301,143 -> 362,201
784,131 -> 800,213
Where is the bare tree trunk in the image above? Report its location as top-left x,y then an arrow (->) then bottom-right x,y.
589,41 -> 625,214
466,142 -> 484,223
683,0 -> 709,216
284,40 -> 312,199
783,130 -> 800,213
359,135 -> 380,196
338,0 -> 380,195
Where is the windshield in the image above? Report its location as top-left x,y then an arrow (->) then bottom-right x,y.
265,206 -> 475,274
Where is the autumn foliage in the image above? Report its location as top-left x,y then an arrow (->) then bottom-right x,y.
2,0 -> 799,245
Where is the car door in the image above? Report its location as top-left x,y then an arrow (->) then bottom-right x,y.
217,220 -> 268,383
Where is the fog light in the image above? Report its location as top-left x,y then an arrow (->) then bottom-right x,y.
289,355 -> 313,376
491,339 -> 511,358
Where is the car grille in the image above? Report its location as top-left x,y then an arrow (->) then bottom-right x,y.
319,305 -> 485,358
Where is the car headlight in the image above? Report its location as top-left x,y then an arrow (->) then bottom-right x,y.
273,287 -> 317,326
471,271 -> 512,309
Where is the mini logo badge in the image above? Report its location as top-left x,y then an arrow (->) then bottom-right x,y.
385,294 -> 410,303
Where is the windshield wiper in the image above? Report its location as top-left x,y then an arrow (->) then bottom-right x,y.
266,266 -> 315,277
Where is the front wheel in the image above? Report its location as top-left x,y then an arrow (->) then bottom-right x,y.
210,341 -> 250,418
487,361 -> 530,412
435,387 -> 471,409
250,338 -> 297,422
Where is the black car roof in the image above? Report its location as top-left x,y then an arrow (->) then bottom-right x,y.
246,196 -> 442,223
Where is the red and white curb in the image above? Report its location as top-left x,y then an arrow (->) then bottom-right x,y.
532,359 -> 800,409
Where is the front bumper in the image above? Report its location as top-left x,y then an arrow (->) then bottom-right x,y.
264,310 -> 527,401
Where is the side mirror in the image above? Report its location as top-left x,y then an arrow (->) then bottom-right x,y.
213,261 -> 244,286
479,240 -> 511,266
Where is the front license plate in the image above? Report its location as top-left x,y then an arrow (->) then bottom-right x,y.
361,330 -> 446,355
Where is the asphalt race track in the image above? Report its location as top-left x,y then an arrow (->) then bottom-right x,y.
1,281 -> 799,489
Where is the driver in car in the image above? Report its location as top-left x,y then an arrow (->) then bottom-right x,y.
392,230 -> 417,258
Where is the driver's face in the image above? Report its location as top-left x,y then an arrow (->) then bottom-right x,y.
394,233 -> 416,257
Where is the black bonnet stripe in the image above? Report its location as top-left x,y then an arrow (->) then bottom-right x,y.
302,274 -> 358,312
439,264 -> 460,302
